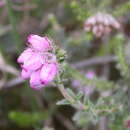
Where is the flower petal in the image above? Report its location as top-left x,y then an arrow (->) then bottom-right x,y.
27,34 -> 52,51
30,70 -> 44,90
85,71 -> 95,79
17,48 -> 33,64
23,53 -> 44,71
40,63 -> 57,84
21,69 -> 32,79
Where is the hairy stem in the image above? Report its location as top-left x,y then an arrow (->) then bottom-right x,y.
57,75 -> 86,110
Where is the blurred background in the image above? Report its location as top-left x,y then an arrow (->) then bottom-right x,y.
0,0 -> 130,130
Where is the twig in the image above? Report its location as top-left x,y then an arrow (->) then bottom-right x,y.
56,114 -> 76,130
2,65 -> 19,76
4,77 -> 24,88
99,117 -> 108,130
71,55 -> 116,69
3,77 -> 58,89
12,4 -> 37,11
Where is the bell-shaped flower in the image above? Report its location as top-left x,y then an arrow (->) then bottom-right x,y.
17,34 -> 58,90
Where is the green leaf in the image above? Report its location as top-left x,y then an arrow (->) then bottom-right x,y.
8,111 -> 48,127
56,99 -> 70,105
66,88 -> 76,98
75,91 -> 84,100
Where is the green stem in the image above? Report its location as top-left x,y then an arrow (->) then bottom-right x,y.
57,75 -> 75,103
57,75 -> 86,110
58,84 -> 75,103
6,0 -> 22,52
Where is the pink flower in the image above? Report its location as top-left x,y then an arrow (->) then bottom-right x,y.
85,71 -> 95,79
17,34 -> 58,90
0,1 -> 5,8
127,120 -> 130,128
125,118 -> 130,128
27,34 -> 52,52
40,63 -> 58,84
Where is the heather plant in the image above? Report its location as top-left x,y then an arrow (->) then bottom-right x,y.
1,0 -> 130,130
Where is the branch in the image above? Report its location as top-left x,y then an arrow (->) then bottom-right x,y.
71,55 -> 116,69
56,114 -> 76,130
4,77 -> 24,88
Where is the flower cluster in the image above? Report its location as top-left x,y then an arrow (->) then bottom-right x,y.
17,35 -> 58,90
84,12 -> 120,37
